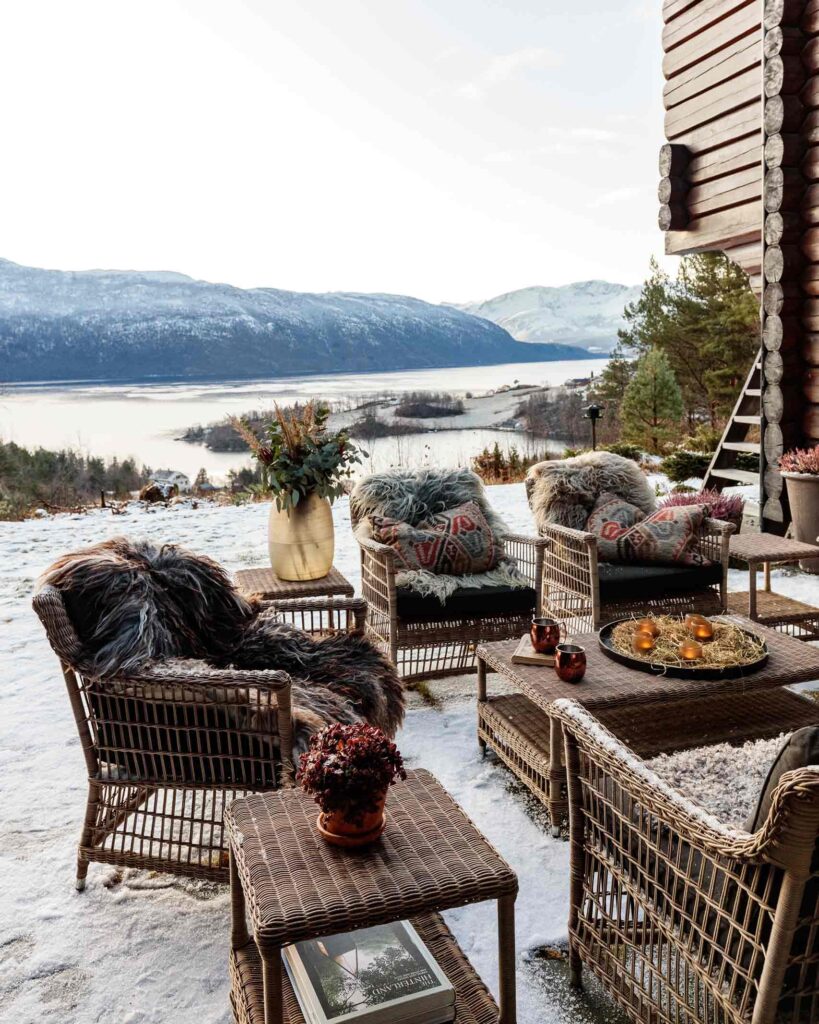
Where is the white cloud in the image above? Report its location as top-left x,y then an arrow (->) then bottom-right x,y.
457,45 -> 560,99
589,186 -> 641,208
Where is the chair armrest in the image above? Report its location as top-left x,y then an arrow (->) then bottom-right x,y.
131,659 -> 292,691
539,521 -> 598,548
357,534 -> 397,563
704,517 -> 737,537
260,596 -> 367,633
500,532 -> 548,549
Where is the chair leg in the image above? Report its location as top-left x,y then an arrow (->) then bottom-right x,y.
76,857 -> 89,892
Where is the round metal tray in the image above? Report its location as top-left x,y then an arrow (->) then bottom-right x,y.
598,617 -> 769,679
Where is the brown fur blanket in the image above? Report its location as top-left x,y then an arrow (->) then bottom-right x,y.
36,538 -> 404,746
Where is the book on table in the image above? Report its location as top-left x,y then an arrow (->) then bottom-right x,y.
282,919 -> 455,1024
510,633 -> 555,666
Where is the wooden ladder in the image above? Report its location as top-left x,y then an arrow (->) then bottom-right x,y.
703,356 -> 761,492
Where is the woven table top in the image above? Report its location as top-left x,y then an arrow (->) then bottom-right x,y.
226,768 -> 517,950
233,565 -> 354,600
477,615 -> 819,714
729,533 -> 819,564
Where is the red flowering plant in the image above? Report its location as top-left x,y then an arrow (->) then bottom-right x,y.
297,723 -> 407,825
780,447 -> 819,475
659,488 -> 745,525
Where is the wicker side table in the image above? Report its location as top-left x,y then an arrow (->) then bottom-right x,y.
234,565 -> 354,601
226,769 -> 518,1024
727,533 -> 819,639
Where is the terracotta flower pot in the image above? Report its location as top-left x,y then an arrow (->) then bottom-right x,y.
317,790 -> 387,848
782,472 -> 819,573
268,491 -> 334,581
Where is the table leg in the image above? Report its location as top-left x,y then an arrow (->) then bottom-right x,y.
548,716 -> 563,837
764,561 -> 772,592
262,950 -> 283,1024
749,562 -> 758,619
497,894 -> 517,1024
229,847 -> 249,949
477,656 -> 487,753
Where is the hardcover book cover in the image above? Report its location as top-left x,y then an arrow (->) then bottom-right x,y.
282,920 -> 455,1024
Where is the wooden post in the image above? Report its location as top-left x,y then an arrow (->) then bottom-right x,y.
497,894 -> 517,1024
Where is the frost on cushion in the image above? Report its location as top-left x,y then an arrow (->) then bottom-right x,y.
586,491 -> 647,562
371,500 -> 500,575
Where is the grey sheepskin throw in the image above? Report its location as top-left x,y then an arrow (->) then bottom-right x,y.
350,468 -> 529,603
36,537 -> 404,745
526,452 -> 656,532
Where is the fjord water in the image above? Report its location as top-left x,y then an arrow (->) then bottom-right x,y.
1,357 -> 605,482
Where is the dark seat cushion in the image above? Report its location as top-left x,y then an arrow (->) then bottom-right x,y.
396,584 -> 537,623
597,561 -> 722,603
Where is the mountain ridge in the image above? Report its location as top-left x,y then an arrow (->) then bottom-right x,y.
0,258 -> 603,383
452,280 -> 640,352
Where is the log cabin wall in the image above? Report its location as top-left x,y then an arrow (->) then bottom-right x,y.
660,0 -> 818,534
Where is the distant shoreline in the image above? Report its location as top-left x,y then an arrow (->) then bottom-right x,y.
1,352 -> 608,390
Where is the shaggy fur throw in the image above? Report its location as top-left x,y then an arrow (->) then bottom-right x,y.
36,538 -> 404,746
526,452 -> 656,533
350,468 -> 530,603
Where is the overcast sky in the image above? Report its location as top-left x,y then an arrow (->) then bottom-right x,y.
2,0 -> 666,303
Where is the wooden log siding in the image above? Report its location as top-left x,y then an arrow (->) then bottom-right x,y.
802,0 -> 819,441
662,0 -> 763,283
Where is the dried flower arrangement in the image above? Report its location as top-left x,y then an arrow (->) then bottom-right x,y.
231,402 -> 366,510
298,723 -> 407,827
780,447 -> 819,475
610,615 -> 766,670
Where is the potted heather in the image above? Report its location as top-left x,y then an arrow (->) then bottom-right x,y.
298,723 -> 406,847
780,447 -> 819,573
659,488 -> 745,531
233,402 -> 365,580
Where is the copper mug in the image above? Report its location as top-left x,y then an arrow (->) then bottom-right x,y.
531,616 -> 560,655
554,643 -> 587,683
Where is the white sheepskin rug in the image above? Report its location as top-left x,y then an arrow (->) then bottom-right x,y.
646,734 -> 786,829
526,451 -> 656,532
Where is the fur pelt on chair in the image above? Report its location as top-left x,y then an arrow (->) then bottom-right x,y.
350,468 -> 529,603
36,538 -> 404,745
526,451 -> 656,532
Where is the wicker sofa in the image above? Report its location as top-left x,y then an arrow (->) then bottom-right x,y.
351,469 -> 546,681
525,461 -> 735,633
33,586 -> 366,888
556,698 -> 819,1024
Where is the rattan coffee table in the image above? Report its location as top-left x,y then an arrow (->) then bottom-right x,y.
234,565 -> 354,601
226,769 -> 518,1024
477,615 -> 819,835
727,533 -> 819,640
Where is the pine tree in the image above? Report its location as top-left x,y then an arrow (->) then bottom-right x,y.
620,348 -> 684,454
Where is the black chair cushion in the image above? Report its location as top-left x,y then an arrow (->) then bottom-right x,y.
598,561 -> 722,604
396,584 -> 537,623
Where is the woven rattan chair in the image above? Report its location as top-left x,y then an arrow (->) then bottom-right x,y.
351,474 -> 545,681
33,586 -> 366,889
556,698 -> 819,1024
527,486 -> 735,632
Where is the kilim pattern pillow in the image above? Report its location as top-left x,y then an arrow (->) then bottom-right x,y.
614,503 -> 711,566
586,491 -> 647,562
371,500 -> 499,575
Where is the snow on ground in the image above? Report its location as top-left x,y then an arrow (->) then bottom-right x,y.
1,483 -> 817,1023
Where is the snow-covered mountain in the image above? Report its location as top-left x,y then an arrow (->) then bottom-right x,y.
454,281 -> 641,352
0,259 -> 600,383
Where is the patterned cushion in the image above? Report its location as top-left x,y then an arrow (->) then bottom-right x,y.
586,491 -> 646,561
371,500 -> 499,575
612,504 -> 711,567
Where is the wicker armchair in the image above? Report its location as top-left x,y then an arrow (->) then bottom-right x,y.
557,698 -> 819,1024
33,586 -> 366,889
352,485 -> 544,679
536,517 -> 735,633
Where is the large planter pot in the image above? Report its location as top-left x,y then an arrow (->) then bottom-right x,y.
782,472 -> 819,573
268,492 -> 334,581
316,790 -> 387,848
